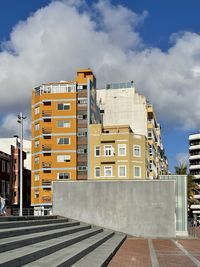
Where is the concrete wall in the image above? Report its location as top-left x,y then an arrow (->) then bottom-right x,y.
53,180 -> 176,238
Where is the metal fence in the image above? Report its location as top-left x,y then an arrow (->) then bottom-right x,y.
11,208 -> 34,216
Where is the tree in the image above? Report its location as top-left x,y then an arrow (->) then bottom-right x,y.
174,163 -> 187,175
174,163 -> 200,214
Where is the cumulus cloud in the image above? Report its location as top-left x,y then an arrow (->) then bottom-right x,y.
0,0 -> 200,138
174,152 -> 189,167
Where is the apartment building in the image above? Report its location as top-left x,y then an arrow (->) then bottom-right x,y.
97,82 -> 168,179
89,124 -> 148,179
189,133 -> 200,203
147,103 -> 168,178
0,142 -> 30,209
0,151 -> 10,198
31,69 -> 99,213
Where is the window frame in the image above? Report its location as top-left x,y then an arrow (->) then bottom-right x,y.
95,146 -> 101,157
57,137 -> 70,145
104,145 -> 113,156
95,167 -> 100,177
57,155 -> 71,162
134,166 -> 141,178
118,165 -> 126,177
133,145 -> 141,157
57,120 -> 70,128
118,144 -> 126,156
104,166 -> 113,177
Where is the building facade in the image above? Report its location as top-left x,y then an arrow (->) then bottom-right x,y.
31,69 -> 99,212
97,83 -> 168,179
89,124 -> 148,179
189,133 -> 200,203
0,151 -> 10,198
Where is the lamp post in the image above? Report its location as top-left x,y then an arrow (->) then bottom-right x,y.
17,112 -> 26,216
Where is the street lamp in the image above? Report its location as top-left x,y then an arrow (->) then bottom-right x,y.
17,112 -> 26,216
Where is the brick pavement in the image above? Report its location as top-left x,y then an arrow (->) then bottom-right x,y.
108,239 -> 151,267
108,236 -> 200,267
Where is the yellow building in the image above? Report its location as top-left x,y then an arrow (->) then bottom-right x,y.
89,124 -> 148,179
31,69 -> 98,213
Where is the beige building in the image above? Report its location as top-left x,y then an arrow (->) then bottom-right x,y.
97,83 -> 168,179
89,124 -> 148,179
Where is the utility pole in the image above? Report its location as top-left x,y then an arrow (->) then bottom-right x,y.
17,112 -> 26,216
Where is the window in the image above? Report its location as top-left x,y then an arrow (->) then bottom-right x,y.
35,140 -> 40,148
57,120 -> 70,128
104,166 -> 112,177
57,155 -> 71,162
34,190 -> 39,199
104,145 -> 113,156
133,145 -> 141,157
34,157 -> 39,164
34,173 -> 40,181
57,103 -> 70,110
2,160 -> 5,172
7,163 -> 10,174
57,172 -> 70,179
77,148 -> 87,154
57,138 -> 70,145
35,106 -> 40,114
95,167 -> 100,177
77,166 -> 87,171
118,144 -> 126,156
95,146 -> 100,157
118,166 -> 126,177
134,166 -> 141,178
35,123 -> 39,131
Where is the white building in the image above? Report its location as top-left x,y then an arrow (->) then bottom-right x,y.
97,82 -> 148,137
189,133 -> 200,205
0,138 -> 31,170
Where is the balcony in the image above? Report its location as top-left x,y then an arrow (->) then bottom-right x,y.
42,162 -> 52,168
189,165 -> 200,170
42,110 -> 52,117
189,145 -> 200,150
42,145 -> 52,151
42,196 -> 52,203
77,154 -> 87,162
42,179 -> 52,186
42,127 -> 52,134
77,137 -> 87,145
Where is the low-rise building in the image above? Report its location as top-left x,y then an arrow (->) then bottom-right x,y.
89,124 -> 148,179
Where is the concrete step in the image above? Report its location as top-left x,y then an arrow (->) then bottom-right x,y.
0,218 -> 69,229
0,227 -> 103,267
0,223 -> 91,253
24,230 -> 114,267
0,221 -> 80,238
72,233 -> 126,267
0,215 -> 58,222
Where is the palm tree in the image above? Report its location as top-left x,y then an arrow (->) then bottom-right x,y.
174,163 -> 187,175
174,163 -> 200,212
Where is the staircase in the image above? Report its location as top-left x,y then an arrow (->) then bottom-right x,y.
0,216 -> 126,266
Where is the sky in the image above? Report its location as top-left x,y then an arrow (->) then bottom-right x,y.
0,0 -> 200,172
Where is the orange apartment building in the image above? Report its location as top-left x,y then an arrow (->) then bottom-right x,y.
31,69 -> 99,213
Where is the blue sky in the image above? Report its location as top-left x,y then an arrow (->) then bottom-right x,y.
0,0 -> 200,172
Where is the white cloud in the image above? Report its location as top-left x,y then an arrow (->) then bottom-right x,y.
174,153 -> 189,167
0,0 -> 200,138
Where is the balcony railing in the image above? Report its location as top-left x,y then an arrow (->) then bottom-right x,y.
42,110 -> 52,117
42,196 -> 52,203
42,162 -> 52,168
42,145 -> 52,151
42,127 -> 52,134
42,179 -> 52,186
